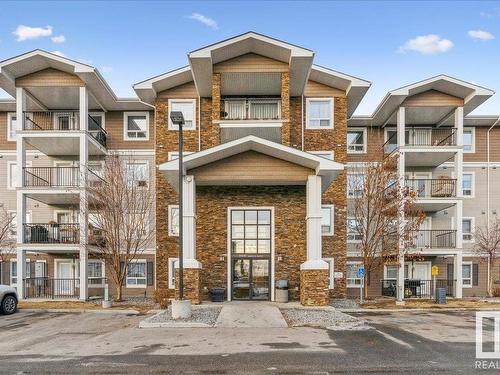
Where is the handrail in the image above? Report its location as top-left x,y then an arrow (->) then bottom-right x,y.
88,114 -> 107,148
405,178 -> 457,198
23,166 -> 80,187
24,223 -> 80,244
382,127 -> 457,153
222,98 -> 281,120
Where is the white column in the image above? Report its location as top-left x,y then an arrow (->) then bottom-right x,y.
454,252 -> 463,298
79,86 -> 89,300
301,175 -> 328,270
79,86 -> 88,131
397,151 -> 406,302
16,249 -> 26,299
16,193 -> 27,299
397,107 -> 406,147
178,175 -> 201,269
456,199 -> 463,250
16,87 -> 26,132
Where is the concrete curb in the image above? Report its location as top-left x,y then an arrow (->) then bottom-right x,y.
19,308 -> 140,315
139,321 -> 212,328
339,307 -> 500,313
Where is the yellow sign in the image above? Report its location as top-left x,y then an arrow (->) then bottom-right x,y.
431,266 -> 439,276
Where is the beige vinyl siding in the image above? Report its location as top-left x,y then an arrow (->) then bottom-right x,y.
158,82 -> 198,99
105,111 -> 155,149
304,80 -> 345,97
213,53 -> 288,73
0,112 -> 16,150
402,89 -> 464,107
16,68 -> 85,87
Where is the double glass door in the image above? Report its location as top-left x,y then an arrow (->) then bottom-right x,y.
232,258 -> 270,300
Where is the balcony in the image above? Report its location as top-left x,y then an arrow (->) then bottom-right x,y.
381,279 -> 455,298
23,167 -> 80,188
384,229 -> 457,250
21,111 -> 107,155
23,277 -> 106,299
406,178 -> 458,211
24,223 -> 80,244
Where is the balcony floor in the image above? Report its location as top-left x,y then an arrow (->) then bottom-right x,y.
402,146 -> 460,167
21,132 -> 106,156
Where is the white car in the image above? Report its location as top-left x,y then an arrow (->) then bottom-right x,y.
0,285 -> 18,315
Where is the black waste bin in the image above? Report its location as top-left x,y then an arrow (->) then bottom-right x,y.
209,288 -> 225,302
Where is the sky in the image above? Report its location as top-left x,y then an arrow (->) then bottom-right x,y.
0,0 -> 499,116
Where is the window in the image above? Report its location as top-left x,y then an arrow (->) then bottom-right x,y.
10,260 -> 31,286
462,173 -> 474,197
168,205 -> 179,236
347,129 -> 366,153
168,258 -> 178,289
7,162 -> 17,190
8,211 -> 31,238
125,161 -> 148,187
463,218 -> 474,242
463,128 -> 474,153
323,258 -> 335,289
124,112 -> 149,140
168,99 -> 196,130
347,174 -> 365,197
126,260 -> 147,287
347,262 -> 363,287
384,264 -> 409,280
321,205 -> 334,236
308,151 -> 334,160
306,98 -> 333,129
462,262 -> 472,287
88,261 -> 105,286
347,218 -> 362,242
167,151 -> 195,161
7,113 -> 16,141
230,209 -> 272,254
89,112 -> 105,130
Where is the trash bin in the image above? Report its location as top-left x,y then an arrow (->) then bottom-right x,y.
275,280 -> 289,303
435,288 -> 447,304
209,288 -> 225,302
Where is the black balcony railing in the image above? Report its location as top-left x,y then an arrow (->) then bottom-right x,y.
383,229 -> 457,249
381,279 -> 455,298
24,223 -> 80,244
383,127 -> 457,153
221,98 -> 281,120
406,178 -> 457,198
23,167 -> 80,187
23,277 -> 107,299
88,114 -> 107,148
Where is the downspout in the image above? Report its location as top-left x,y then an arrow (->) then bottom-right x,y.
198,95 -> 201,151
487,116 -> 500,295
301,95 -> 304,151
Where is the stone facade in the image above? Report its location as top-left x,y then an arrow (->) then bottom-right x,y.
281,72 -> 290,146
175,268 -> 201,304
300,269 -> 330,306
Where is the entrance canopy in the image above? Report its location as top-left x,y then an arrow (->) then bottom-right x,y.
159,135 -> 344,191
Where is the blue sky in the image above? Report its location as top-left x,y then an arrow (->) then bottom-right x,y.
0,1 -> 499,115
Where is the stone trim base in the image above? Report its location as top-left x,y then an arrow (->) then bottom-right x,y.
300,269 -> 330,306
175,268 -> 201,304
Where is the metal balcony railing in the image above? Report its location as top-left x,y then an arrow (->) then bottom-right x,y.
384,229 -> 457,249
88,114 -> 107,148
405,178 -> 457,198
381,279 -> 455,298
23,277 -> 107,299
23,167 -> 80,187
383,127 -> 457,153
221,98 -> 281,120
23,223 -> 80,244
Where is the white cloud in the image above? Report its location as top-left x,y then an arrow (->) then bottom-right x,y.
13,25 -> 53,41
468,30 -> 495,41
399,34 -> 454,55
188,13 -> 218,30
51,50 -> 66,57
101,66 -> 113,73
51,35 -> 66,44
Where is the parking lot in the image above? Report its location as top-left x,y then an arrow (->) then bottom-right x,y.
0,309 -> 488,374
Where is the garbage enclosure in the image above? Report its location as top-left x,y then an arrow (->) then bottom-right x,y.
435,288 -> 447,304
209,288 -> 225,302
275,280 -> 289,303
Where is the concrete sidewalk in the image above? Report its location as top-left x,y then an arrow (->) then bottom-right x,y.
215,301 -> 288,328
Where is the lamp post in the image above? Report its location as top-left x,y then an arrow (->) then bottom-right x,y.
169,111 -> 191,318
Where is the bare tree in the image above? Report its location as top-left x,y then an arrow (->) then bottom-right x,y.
83,154 -> 155,301
349,151 -> 425,298
473,217 -> 500,297
0,207 -> 16,263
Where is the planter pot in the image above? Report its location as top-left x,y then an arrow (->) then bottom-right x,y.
171,299 -> 192,319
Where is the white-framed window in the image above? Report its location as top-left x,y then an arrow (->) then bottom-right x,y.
462,173 -> 474,197
462,217 -> 474,242
89,112 -> 105,130
463,128 -> 475,153
167,151 -> 195,161
384,264 -> 409,280
347,173 -> 365,198
8,211 -> 32,238
7,113 -> 17,141
347,218 -> 363,242
7,161 -> 17,190
124,112 -> 149,140
323,257 -> 335,289
321,205 -> 334,236
347,261 -> 363,288
168,99 -> 196,130
125,161 -> 149,187
462,261 -> 472,287
168,257 -> 178,289
126,259 -> 147,288
306,98 -> 334,129
88,260 -> 105,287
307,151 -> 334,160
10,259 -> 31,286
347,129 -> 367,153
168,205 -> 179,237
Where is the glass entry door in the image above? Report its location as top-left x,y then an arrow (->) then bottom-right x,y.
232,258 -> 270,300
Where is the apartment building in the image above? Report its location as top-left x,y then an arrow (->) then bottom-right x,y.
0,32 -> 498,304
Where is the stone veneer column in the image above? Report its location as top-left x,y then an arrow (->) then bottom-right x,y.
175,175 -> 202,304
212,73 -> 221,123
300,175 -> 330,306
281,71 -> 291,146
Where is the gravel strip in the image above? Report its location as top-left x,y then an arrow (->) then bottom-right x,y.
145,306 -> 222,326
90,297 -> 160,309
331,298 -> 360,310
280,308 -> 370,330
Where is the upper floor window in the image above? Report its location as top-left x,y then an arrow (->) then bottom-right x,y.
321,205 -> 334,236
347,129 -> 367,153
306,98 -> 333,129
168,205 -> 179,237
462,218 -> 474,242
89,113 -> 105,130
7,113 -> 16,141
347,218 -> 363,242
347,173 -> 365,198
168,99 -> 196,130
124,112 -> 149,140
462,173 -> 474,197
463,128 -> 475,153
125,161 -> 148,187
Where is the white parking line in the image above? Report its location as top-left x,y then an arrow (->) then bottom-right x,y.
375,329 -> 414,349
